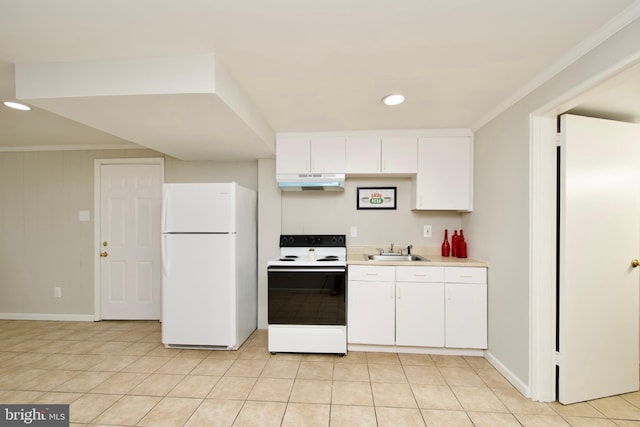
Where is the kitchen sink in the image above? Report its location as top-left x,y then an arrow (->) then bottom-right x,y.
366,254 -> 428,262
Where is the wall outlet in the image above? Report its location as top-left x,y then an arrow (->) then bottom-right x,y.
54,287 -> 61,298
350,226 -> 358,237
423,225 -> 432,238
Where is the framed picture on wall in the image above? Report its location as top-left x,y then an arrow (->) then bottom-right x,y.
357,187 -> 397,210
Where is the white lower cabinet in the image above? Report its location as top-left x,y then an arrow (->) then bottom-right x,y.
395,266 -> 445,347
348,265 -> 487,350
444,267 -> 487,349
347,266 -> 395,345
396,281 -> 445,347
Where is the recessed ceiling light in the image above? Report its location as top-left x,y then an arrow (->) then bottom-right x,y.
381,94 -> 405,106
3,101 -> 31,111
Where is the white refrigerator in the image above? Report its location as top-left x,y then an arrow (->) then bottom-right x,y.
161,182 -> 257,349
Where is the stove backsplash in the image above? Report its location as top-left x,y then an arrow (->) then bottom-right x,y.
281,178 -> 463,247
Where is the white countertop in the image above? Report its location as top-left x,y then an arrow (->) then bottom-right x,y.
346,246 -> 488,267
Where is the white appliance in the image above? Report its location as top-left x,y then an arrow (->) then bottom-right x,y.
161,182 -> 257,349
267,235 -> 347,354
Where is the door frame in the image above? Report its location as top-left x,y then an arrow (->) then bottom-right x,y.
93,157 -> 164,321
529,56 -> 640,401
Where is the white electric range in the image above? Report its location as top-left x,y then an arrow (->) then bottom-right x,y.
267,234 -> 347,355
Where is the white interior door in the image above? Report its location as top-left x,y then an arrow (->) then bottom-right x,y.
100,163 -> 162,319
558,114 -> 640,404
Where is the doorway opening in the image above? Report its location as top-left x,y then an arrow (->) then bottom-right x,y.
530,58 -> 640,402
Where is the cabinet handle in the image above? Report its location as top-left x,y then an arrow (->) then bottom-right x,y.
447,288 -> 451,301
365,272 -> 379,276
459,275 -> 473,278
397,287 -> 401,299
413,273 -> 427,277
390,285 -> 394,300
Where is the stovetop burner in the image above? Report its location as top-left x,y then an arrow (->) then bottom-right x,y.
317,256 -> 339,261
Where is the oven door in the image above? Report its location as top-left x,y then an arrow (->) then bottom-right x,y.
267,266 -> 346,326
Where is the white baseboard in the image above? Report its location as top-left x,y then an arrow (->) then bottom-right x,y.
0,313 -> 95,322
348,344 -> 484,356
484,349 -> 531,398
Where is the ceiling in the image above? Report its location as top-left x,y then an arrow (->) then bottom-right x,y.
0,0 -> 638,160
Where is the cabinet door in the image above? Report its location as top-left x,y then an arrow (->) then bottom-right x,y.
347,281 -> 395,345
445,283 -> 487,349
276,136 -> 310,174
396,282 -> 445,347
381,136 -> 417,174
346,136 -> 381,174
414,136 -> 473,211
311,136 -> 346,173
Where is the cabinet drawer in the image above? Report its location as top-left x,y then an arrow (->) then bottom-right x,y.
396,266 -> 444,282
348,265 -> 395,281
444,267 -> 487,284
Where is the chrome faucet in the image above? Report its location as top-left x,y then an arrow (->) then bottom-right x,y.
389,243 -> 394,253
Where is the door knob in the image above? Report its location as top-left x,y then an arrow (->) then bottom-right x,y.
631,259 -> 639,268
100,251 -> 108,258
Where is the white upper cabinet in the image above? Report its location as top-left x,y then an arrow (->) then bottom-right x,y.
310,136 -> 345,173
381,136 -> 417,174
345,136 -> 417,175
276,135 -> 345,174
345,136 -> 381,174
412,136 -> 473,211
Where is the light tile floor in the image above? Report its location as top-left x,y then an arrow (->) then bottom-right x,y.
1,320 -> 639,426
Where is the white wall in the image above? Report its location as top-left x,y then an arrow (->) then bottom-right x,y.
464,15 -> 640,392
465,107 -> 531,385
257,159 -> 281,329
164,157 -> 258,189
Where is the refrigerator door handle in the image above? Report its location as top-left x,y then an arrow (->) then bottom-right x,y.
161,234 -> 169,277
161,188 -> 169,232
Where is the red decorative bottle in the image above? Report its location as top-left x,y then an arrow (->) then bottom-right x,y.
441,229 -> 451,257
451,230 -> 459,257
458,230 -> 468,258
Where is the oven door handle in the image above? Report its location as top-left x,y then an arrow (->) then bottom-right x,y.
268,268 -> 346,273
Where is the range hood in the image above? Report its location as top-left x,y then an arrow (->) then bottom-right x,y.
276,173 -> 345,191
